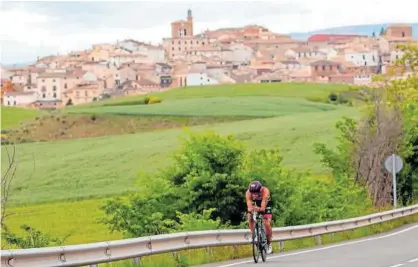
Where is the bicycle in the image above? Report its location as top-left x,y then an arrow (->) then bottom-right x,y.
250,209 -> 268,263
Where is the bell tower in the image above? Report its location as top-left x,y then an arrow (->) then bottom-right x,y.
187,9 -> 193,36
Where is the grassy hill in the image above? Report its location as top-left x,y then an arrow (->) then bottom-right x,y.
69,82 -> 350,108
2,82 -> 361,245
69,96 -> 339,117
1,106 -> 43,129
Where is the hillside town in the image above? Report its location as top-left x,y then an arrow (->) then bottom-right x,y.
1,9 -> 417,109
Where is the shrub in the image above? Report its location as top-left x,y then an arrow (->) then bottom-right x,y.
3,224 -> 72,249
101,131 -> 370,238
148,97 -> 162,104
328,92 -> 338,102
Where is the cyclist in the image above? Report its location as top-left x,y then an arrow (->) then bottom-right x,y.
246,180 -> 273,254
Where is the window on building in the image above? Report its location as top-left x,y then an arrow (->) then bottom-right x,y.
7,101 -> 10,105
42,93 -> 46,98
362,55 -> 365,60
53,92 -> 57,98
53,79 -> 56,82
53,85 -> 57,91
64,83 -> 67,89
13,101 -> 16,106
172,47 -> 174,51
322,65 -> 325,71
402,32 -> 405,37
178,41 -> 181,44
172,41 -> 174,44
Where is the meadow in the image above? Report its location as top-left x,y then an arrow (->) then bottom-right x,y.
1,106 -> 43,129
68,96 -> 338,117
2,82 -> 364,245
69,82 -> 351,108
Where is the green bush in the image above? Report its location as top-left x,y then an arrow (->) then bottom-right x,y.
328,92 -> 338,102
101,130 -> 371,238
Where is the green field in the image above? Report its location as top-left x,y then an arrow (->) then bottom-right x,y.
1,106 -> 43,129
4,106 -> 358,206
70,82 -> 351,108
69,96 -> 339,117
2,82 -> 362,245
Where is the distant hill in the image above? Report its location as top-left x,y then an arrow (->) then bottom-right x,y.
1,61 -> 35,68
289,23 -> 418,40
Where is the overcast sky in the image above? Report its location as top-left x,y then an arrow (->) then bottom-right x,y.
1,0 -> 417,65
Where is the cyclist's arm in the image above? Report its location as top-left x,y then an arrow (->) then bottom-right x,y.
245,190 -> 253,212
260,188 -> 270,212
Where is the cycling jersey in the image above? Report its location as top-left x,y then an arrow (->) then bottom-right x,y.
249,187 -> 272,214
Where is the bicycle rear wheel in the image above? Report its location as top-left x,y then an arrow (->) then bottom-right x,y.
260,225 -> 267,262
252,225 -> 260,263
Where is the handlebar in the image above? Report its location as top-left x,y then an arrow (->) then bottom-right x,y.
250,206 -> 264,222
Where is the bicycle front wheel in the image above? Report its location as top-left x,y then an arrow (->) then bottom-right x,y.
252,226 -> 260,263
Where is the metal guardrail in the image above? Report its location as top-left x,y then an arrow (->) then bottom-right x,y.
1,204 -> 417,267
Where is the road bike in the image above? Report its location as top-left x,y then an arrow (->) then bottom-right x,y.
250,209 -> 268,263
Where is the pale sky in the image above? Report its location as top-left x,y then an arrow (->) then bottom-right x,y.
0,0 -> 417,65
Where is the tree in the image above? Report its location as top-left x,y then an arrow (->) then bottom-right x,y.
1,80 -> 15,102
1,144 -> 18,231
65,98 -> 73,106
314,44 -> 418,207
102,131 -> 370,238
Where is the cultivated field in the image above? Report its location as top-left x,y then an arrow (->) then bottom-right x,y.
1,106 -> 43,129
69,96 -> 338,117
2,82 -> 361,244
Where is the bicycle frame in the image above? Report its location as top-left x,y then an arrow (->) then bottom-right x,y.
250,209 -> 267,263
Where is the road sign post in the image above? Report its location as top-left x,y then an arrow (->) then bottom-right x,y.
384,153 -> 403,209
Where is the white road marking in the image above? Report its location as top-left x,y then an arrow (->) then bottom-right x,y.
388,264 -> 404,267
408,258 -> 418,263
214,224 -> 418,267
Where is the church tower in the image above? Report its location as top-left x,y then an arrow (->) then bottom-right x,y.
187,9 -> 193,36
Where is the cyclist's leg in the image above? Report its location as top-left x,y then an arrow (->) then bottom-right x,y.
247,212 -> 255,234
263,214 -> 272,243
263,208 -> 273,254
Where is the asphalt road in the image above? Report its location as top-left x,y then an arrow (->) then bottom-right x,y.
198,223 -> 418,267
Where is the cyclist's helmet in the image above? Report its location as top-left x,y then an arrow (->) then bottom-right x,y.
248,181 -> 262,193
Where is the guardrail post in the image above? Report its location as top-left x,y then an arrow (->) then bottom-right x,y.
90,264 -> 98,267
331,233 -> 335,243
233,245 -> 239,259
315,235 -> 322,246
279,240 -> 284,252
205,247 -> 213,260
133,257 -> 141,266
